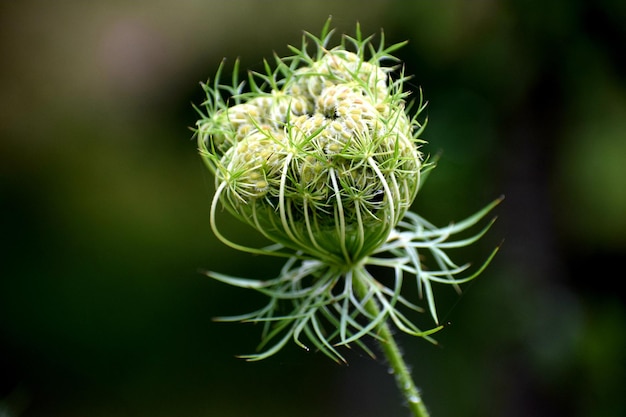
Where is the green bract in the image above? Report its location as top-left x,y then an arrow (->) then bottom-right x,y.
194,20 -> 500,363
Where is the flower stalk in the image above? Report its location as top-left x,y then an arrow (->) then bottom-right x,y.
194,18 -> 500,416
351,265 -> 431,417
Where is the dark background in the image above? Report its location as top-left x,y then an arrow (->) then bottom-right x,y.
1,1 -> 625,416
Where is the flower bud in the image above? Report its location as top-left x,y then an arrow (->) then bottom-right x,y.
195,20 -> 501,365
197,32 -> 426,266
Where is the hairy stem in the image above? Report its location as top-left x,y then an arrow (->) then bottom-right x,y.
352,265 -> 431,417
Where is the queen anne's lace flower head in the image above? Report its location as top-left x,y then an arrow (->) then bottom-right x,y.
194,20 -> 500,363
197,26 -> 426,266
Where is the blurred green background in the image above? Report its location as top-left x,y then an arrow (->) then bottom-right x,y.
1,1 -> 625,416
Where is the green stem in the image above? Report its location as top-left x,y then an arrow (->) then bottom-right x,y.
352,265 -> 431,417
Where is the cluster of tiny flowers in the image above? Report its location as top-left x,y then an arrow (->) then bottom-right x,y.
197,36 -> 425,265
